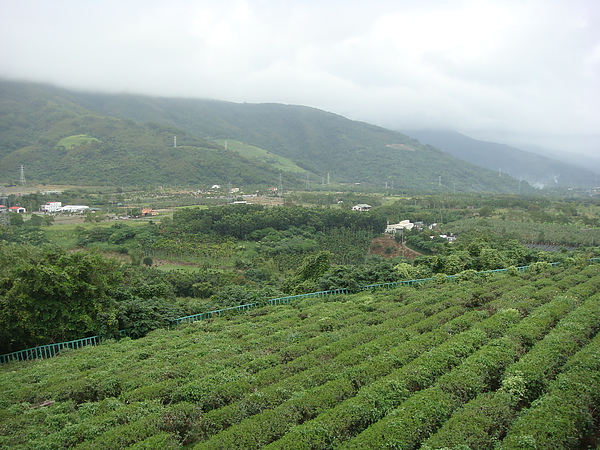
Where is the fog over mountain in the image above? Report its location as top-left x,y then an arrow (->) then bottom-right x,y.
406,130 -> 599,189
1,1 -> 598,162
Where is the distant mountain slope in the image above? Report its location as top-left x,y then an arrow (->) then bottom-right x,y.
0,80 -> 530,192
0,81 -> 293,187
406,130 -> 598,188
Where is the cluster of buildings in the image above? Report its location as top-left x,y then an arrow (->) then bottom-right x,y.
40,202 -> 89,214
385,219 -> 415,234
1,202 -> 92,214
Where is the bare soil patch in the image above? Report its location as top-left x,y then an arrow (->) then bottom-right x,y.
368,234 -> 421,260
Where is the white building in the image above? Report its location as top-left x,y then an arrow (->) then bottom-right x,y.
61,205 -> 90,213
385,220 -> 415,234
352,204 -> 372,211
41,201 -> 62,213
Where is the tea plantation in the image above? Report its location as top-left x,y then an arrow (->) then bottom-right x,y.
1,264 -> 599,449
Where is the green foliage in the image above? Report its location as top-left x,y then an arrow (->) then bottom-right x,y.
500,333 -> 600,449
1,244 -> 599,448
446,217 -> 600,247
173,204 -> 386,240
0,243 -> 123,353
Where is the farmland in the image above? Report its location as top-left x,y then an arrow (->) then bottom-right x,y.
2,188 -> 600,448
1,262 -> 599,449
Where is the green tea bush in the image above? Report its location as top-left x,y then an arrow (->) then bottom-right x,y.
193,307 -> 485,444
502,293 -> 600,404
421,293 -> 600,449
263,309 -> 520,449
422,390 -> 518,450
128,432 -> 181,449
2,263 -> 600,448
501,334 -> 600,449
337,295 -> 579,449
341,386 -> 459,449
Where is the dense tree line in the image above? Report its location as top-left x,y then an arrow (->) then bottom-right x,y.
172,204 -> 387,239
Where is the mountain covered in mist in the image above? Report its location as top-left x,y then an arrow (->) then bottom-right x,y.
406,130 -> 598,189
1,80 -> 531,192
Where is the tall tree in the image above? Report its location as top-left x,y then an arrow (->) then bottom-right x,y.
0,244 -> 123,353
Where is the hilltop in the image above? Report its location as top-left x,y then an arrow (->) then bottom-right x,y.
1,79 -> 531,192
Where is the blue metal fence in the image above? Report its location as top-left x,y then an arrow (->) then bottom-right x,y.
1,259 -> 597,365
0,329 -> 131,365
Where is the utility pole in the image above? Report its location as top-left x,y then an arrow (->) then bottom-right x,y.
1,192 -> 8,227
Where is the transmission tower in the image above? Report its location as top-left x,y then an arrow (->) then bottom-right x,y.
278,173 -> 283,198
1,193 -> 8,227
19,165 -> 26,184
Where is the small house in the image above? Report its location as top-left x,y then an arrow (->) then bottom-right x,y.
141,208 -> 157,216
352,204 -> 371,211
9,206 -> 26,213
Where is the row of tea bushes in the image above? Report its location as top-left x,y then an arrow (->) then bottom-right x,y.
340,294 -> 586,449
1,263 -> 599,448
501,331 -> 600,449
421,293 -> 600,449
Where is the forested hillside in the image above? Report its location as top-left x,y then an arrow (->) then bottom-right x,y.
0,81 -> 293,187
407,130 -> 598,188
0,80 -> 530,192
1,263 -> 599,448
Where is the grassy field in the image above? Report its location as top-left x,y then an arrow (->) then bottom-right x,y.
216,139 -> 307,173
42,216 -> 163,249
56,134 -> 100,149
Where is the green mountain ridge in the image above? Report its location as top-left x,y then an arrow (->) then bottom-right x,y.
406,129 -> 598,188
1,79 -> 531,192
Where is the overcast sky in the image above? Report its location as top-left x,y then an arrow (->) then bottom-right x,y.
1,0 -> 599,161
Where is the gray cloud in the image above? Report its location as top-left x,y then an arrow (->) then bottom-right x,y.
1,0 -> 598,161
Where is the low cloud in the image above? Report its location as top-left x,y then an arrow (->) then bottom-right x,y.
1,0 -> 598,158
